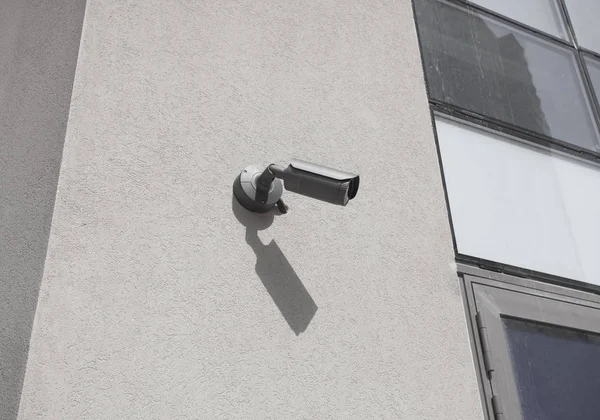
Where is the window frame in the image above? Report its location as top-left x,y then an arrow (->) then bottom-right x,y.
460,265 -> 600,420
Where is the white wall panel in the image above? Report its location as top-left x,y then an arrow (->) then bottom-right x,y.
437,116 -> 600,284
15,1 -> 483,419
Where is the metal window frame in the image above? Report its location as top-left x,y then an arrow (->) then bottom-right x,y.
460,265 -> 600,420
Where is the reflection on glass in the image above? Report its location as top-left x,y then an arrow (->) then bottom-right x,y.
564,0 -> 600,54
584,55 -> 600,104
415,0 -> 600,152
504,317 -> 600,420
469,0 -> 568,40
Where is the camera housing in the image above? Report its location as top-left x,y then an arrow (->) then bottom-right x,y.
233,159 -> 359,213
280,160 -> 359,206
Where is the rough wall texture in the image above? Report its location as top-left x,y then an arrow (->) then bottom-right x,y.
18,0 -> 482,418
0,1 -> 86,418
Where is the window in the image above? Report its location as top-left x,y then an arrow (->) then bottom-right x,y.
464,268 -> 600,420
414,1 -> 600,419
414,0 -> 600,280
435,114 -> 600,285
414,0 -> 600,153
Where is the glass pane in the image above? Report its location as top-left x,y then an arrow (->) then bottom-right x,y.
436,116 -> 600,284
584,55 -> 600,103
469,0 -> 568,40
503,317 -> 600,420
415,0 -> 600,152
564,0 -> 600,54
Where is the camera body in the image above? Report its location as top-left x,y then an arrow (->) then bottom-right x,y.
233,159 -> 359,213
281,160 -> 359,206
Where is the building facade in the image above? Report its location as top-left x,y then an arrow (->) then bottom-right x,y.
2,0 -> 600,419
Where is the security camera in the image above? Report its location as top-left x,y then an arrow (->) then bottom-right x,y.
233,159 -> 359,213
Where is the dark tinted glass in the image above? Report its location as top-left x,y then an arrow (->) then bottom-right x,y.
415,0 -> 600,152
504,317 -> 600,420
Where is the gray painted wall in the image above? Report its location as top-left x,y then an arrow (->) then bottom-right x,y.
0,1 -> 86,418
17,0 -> 482,418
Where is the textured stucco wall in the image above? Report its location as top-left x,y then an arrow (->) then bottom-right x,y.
0,1 -> 86,418
18,0 -> 482,418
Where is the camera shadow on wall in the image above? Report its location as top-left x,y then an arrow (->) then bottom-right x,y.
232,196 -> 318,335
